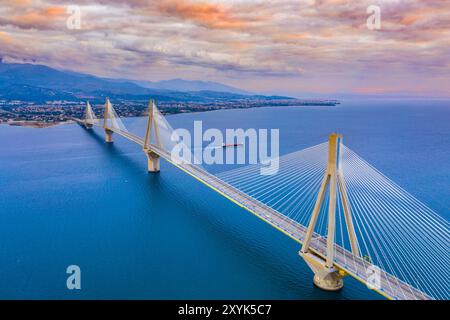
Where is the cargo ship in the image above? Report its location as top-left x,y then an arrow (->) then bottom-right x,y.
222,143 -> 243,148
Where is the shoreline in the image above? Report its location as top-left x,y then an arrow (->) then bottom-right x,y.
3,120 -> 74,128
0,103 -> 339,128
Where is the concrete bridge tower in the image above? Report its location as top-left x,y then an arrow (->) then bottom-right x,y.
103,98 -> 114,143
143,99 -> 161,173
300,133 -> 359,291
84,101 -> 94,129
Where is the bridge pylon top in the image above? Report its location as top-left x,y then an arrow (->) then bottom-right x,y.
83,101 -> 98,128
143,99 -> 162,151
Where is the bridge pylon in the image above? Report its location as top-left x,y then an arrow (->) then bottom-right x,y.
83,101 -> 94,129
143,99 -> 161,173
300,133 -> 360,291
103,98 -> 114,143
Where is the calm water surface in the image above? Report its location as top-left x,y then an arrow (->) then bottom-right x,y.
0,99 -> 448,299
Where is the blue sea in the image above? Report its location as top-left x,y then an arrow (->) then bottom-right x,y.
0,99 -> 448,299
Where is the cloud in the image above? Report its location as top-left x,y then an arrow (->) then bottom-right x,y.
156,0 -> 247,29
0,0 -> 448,97
0,30 -> 12,44
0,5 -> 66,30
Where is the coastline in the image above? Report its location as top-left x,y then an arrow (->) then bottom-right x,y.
1,102 -> 339,128
3,120 -> 74,128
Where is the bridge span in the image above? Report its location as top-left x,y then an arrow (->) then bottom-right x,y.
73,99 -> 449,300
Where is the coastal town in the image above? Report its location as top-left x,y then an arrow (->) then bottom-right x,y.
0,98 -> 339,127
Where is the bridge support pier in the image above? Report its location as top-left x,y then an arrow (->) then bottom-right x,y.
300,133 -> 358,293
143,99 -> 161,173
146,151 -> 160,173
313,269 -> 344,291
105,129 -> 114,143
300,251 -> 344,291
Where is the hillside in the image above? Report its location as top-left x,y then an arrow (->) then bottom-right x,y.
0,62 -> 290,103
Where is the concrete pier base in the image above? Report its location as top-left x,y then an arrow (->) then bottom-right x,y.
300,250 -> 344,292
313,268 -> 344,291
146,151 -> 160,173
105,129 -> 114,143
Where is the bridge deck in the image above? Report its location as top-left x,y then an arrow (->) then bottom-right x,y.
76,120 -> 431,300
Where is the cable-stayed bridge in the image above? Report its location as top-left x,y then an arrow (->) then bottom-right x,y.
74,99 -> 449,300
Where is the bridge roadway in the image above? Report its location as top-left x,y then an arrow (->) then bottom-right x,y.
77,120 -> 431,300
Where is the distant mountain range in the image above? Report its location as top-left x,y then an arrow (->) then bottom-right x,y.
0,61 -> 289,103
133,79 -> 251,95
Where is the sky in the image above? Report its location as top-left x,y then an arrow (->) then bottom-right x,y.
0,0 -> 449,98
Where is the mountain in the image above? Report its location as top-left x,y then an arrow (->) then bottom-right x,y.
0,84 -> 78,102
134,79 -> 251,95
0,62 -> 149,95
0,61 -> 291,103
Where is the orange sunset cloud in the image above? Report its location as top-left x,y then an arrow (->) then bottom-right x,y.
8,5 -> 66,30
0,31 -> 12,44
158,0 -> 246,29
